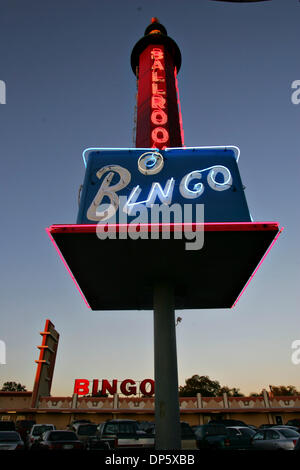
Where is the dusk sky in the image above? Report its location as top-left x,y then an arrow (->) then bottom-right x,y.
0,0 -> 299,397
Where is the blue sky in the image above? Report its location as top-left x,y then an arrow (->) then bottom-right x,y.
0,0 -> 299,396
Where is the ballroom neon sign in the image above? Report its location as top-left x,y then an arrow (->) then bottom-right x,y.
151,47 -> 169,149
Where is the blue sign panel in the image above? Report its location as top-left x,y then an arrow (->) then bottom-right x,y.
77,146 -> 251,224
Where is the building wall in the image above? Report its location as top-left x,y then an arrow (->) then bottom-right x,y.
0,392 -> 32,409
1,392 -> 300,429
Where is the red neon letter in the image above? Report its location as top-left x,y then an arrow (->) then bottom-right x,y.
151,95 -> 166,109
151,109 -> 168,126
140,379 -> 155,397
101,379 -> 118,396
92,379 -> 99,396
74,379 -> 90,396
152,59 -> 164,71
152,70 -> 165,83
152,83 -> 165,95
151,127 -> 169,144
120,379 -> 137,396
151,48 -> 164,60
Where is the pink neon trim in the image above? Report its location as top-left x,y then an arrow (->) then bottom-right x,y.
48,222 -> 280,234
231,226 -> 284,309
174,67 -> 185,147
45,228 -> 91,309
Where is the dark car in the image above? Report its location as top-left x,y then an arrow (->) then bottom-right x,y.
223,426 -> 256,450
286,419 -> 300,428
97,419 -> 153,449
193,424 -> 228,449
0,431 -> 24,450
36,430 -> 84,451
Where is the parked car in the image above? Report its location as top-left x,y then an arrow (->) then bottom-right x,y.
193,423 -> 228,449
286,419 -> 300,428
0,431 -> 24,450
15,420 -> 36,442
251,427 -> 300,451
223,426 -> 256,450
71,423 -> 98,448
97,419 -> 155,449
35,430 -> 84,451
27,424 -> 56,449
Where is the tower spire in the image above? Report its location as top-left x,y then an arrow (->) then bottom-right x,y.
131,21 -> 184,149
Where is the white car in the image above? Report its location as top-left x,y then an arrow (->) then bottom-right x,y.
252,427 -> 300,451
27,424 -> 56,449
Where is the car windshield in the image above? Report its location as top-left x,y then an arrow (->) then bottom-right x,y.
277,429 -> 300,438
0,432 -> 20,442
77,424 -> 97,436
32,425 -> 53,436
104,423 -> 137,434
49,431 -> 77,441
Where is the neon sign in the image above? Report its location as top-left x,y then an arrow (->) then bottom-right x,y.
87,165 -> 232,221
87,162 -> 232,222
77,147 -> 251,224
73,378 -> 155,397
151,48 -> 169,149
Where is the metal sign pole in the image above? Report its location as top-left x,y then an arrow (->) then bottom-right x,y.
154,281 -> 181,450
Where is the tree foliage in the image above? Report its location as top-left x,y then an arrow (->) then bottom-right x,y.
1,381 -> 27,392
179,375 -> 244,397
269,385 -> 299,396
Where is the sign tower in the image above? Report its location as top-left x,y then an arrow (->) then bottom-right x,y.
47,19 -> 282,449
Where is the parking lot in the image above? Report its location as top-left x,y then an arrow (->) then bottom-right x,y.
1,418 -> 300,451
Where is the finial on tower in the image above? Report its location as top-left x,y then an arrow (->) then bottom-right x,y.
131,19 -> 181,76
144,18 -> 167,36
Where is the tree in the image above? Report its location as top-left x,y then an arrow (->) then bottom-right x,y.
220,386 -> 244,397
269,385 -> 299,397
179,375 -> 221,397
1,381 -> 27,392
179,375 -> 244,397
